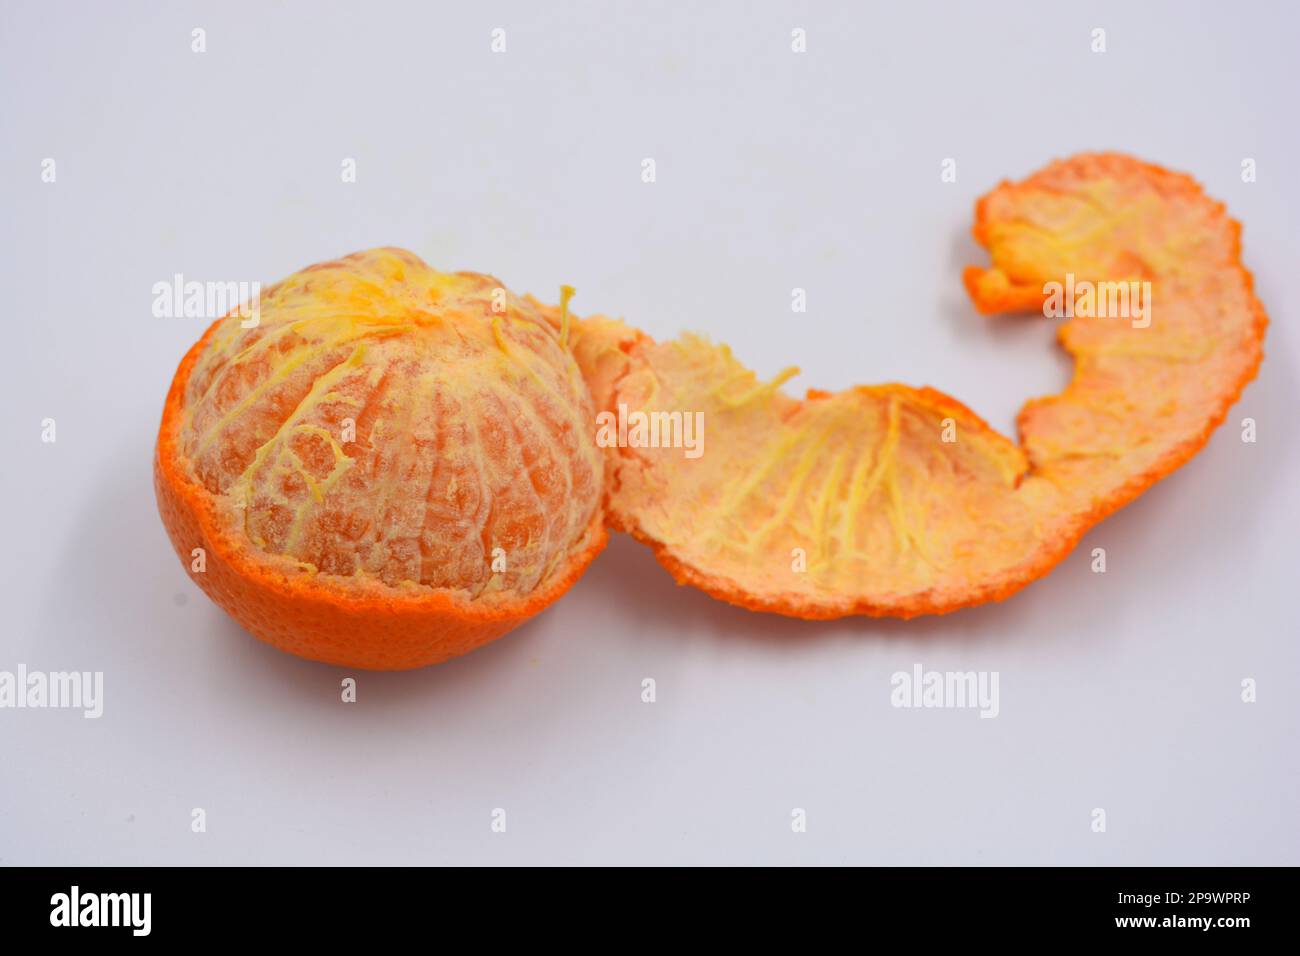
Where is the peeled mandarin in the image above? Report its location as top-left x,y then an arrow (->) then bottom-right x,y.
155,248 -> 605,669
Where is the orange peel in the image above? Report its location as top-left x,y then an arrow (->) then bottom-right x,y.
564,154 -> 1266,618
155,248 -> 605,669
156,153 -> 1268,668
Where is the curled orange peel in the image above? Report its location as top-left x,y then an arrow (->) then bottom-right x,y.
555,154 -> 1267,619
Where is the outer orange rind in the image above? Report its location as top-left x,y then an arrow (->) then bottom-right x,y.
568,154 -> 1266,618
156,248 -> 605,669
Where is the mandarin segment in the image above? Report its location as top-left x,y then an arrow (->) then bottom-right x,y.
155,248 -> 605,669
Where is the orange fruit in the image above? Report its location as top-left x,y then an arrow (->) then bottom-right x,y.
562,154 -> 1266,618
155,248 -> 605,669
157,154 -> 1267,655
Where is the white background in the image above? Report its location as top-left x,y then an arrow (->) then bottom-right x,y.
1,0 -> 1296,865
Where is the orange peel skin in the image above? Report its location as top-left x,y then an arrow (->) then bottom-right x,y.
571,154 -> 1267,619
156,248 -> 606,669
